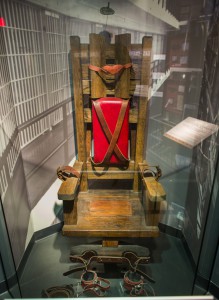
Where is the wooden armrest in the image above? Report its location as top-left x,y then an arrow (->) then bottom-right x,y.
58,161 -> 83,200
138,163 -> 166,202
143,177 -> 166,202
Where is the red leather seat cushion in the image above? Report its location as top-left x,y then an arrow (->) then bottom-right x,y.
92,97 -> 129,164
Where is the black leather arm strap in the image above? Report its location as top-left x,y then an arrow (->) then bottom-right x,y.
57,166 -> 80,181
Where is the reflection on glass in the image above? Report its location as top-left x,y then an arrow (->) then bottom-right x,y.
0,0 -> 218,298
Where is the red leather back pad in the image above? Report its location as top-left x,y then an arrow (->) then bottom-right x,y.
92,97 -> 129,164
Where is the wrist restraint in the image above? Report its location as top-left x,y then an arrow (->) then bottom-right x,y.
143,165 -> 162,181
57,166 -> 80,181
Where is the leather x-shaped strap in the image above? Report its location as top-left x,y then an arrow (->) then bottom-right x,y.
92,99 -> 129,165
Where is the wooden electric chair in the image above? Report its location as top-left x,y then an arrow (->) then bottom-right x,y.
57,33 -> 166,258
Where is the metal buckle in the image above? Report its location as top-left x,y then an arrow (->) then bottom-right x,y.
143,165 -> 162,181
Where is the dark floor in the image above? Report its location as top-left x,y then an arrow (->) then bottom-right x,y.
16,231 -> 195,298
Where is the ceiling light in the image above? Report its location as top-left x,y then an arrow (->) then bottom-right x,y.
100,2 -> 115,15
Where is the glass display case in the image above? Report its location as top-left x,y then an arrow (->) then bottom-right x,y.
0,0 -> 219,298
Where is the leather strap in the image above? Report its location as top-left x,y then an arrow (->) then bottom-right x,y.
57,166 -> 80,181
92,99 -> 129,165
69,250 -> 149,266
89,63 -> 132,75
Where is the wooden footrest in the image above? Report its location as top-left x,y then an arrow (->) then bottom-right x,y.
70,244 -> 150,257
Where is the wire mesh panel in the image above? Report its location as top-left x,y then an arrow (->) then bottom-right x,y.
49,107 -> 63,127
6,134 -> 20,178
45,11 -> 68,127
0,33 -> 16,159
1,0 -> 49,148
0,0 -> 86,212
66,100 -> 73,116
19,116 -> 49,147
0,8 -> 16,201
0,165 -> 8,202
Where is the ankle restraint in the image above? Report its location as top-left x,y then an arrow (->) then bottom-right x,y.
41,284 -> 74,298
123,270 -> 147,296
81,270 -> 110,296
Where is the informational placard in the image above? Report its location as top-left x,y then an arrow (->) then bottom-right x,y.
164,117 -> 218,148
153,54 -> 166,60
